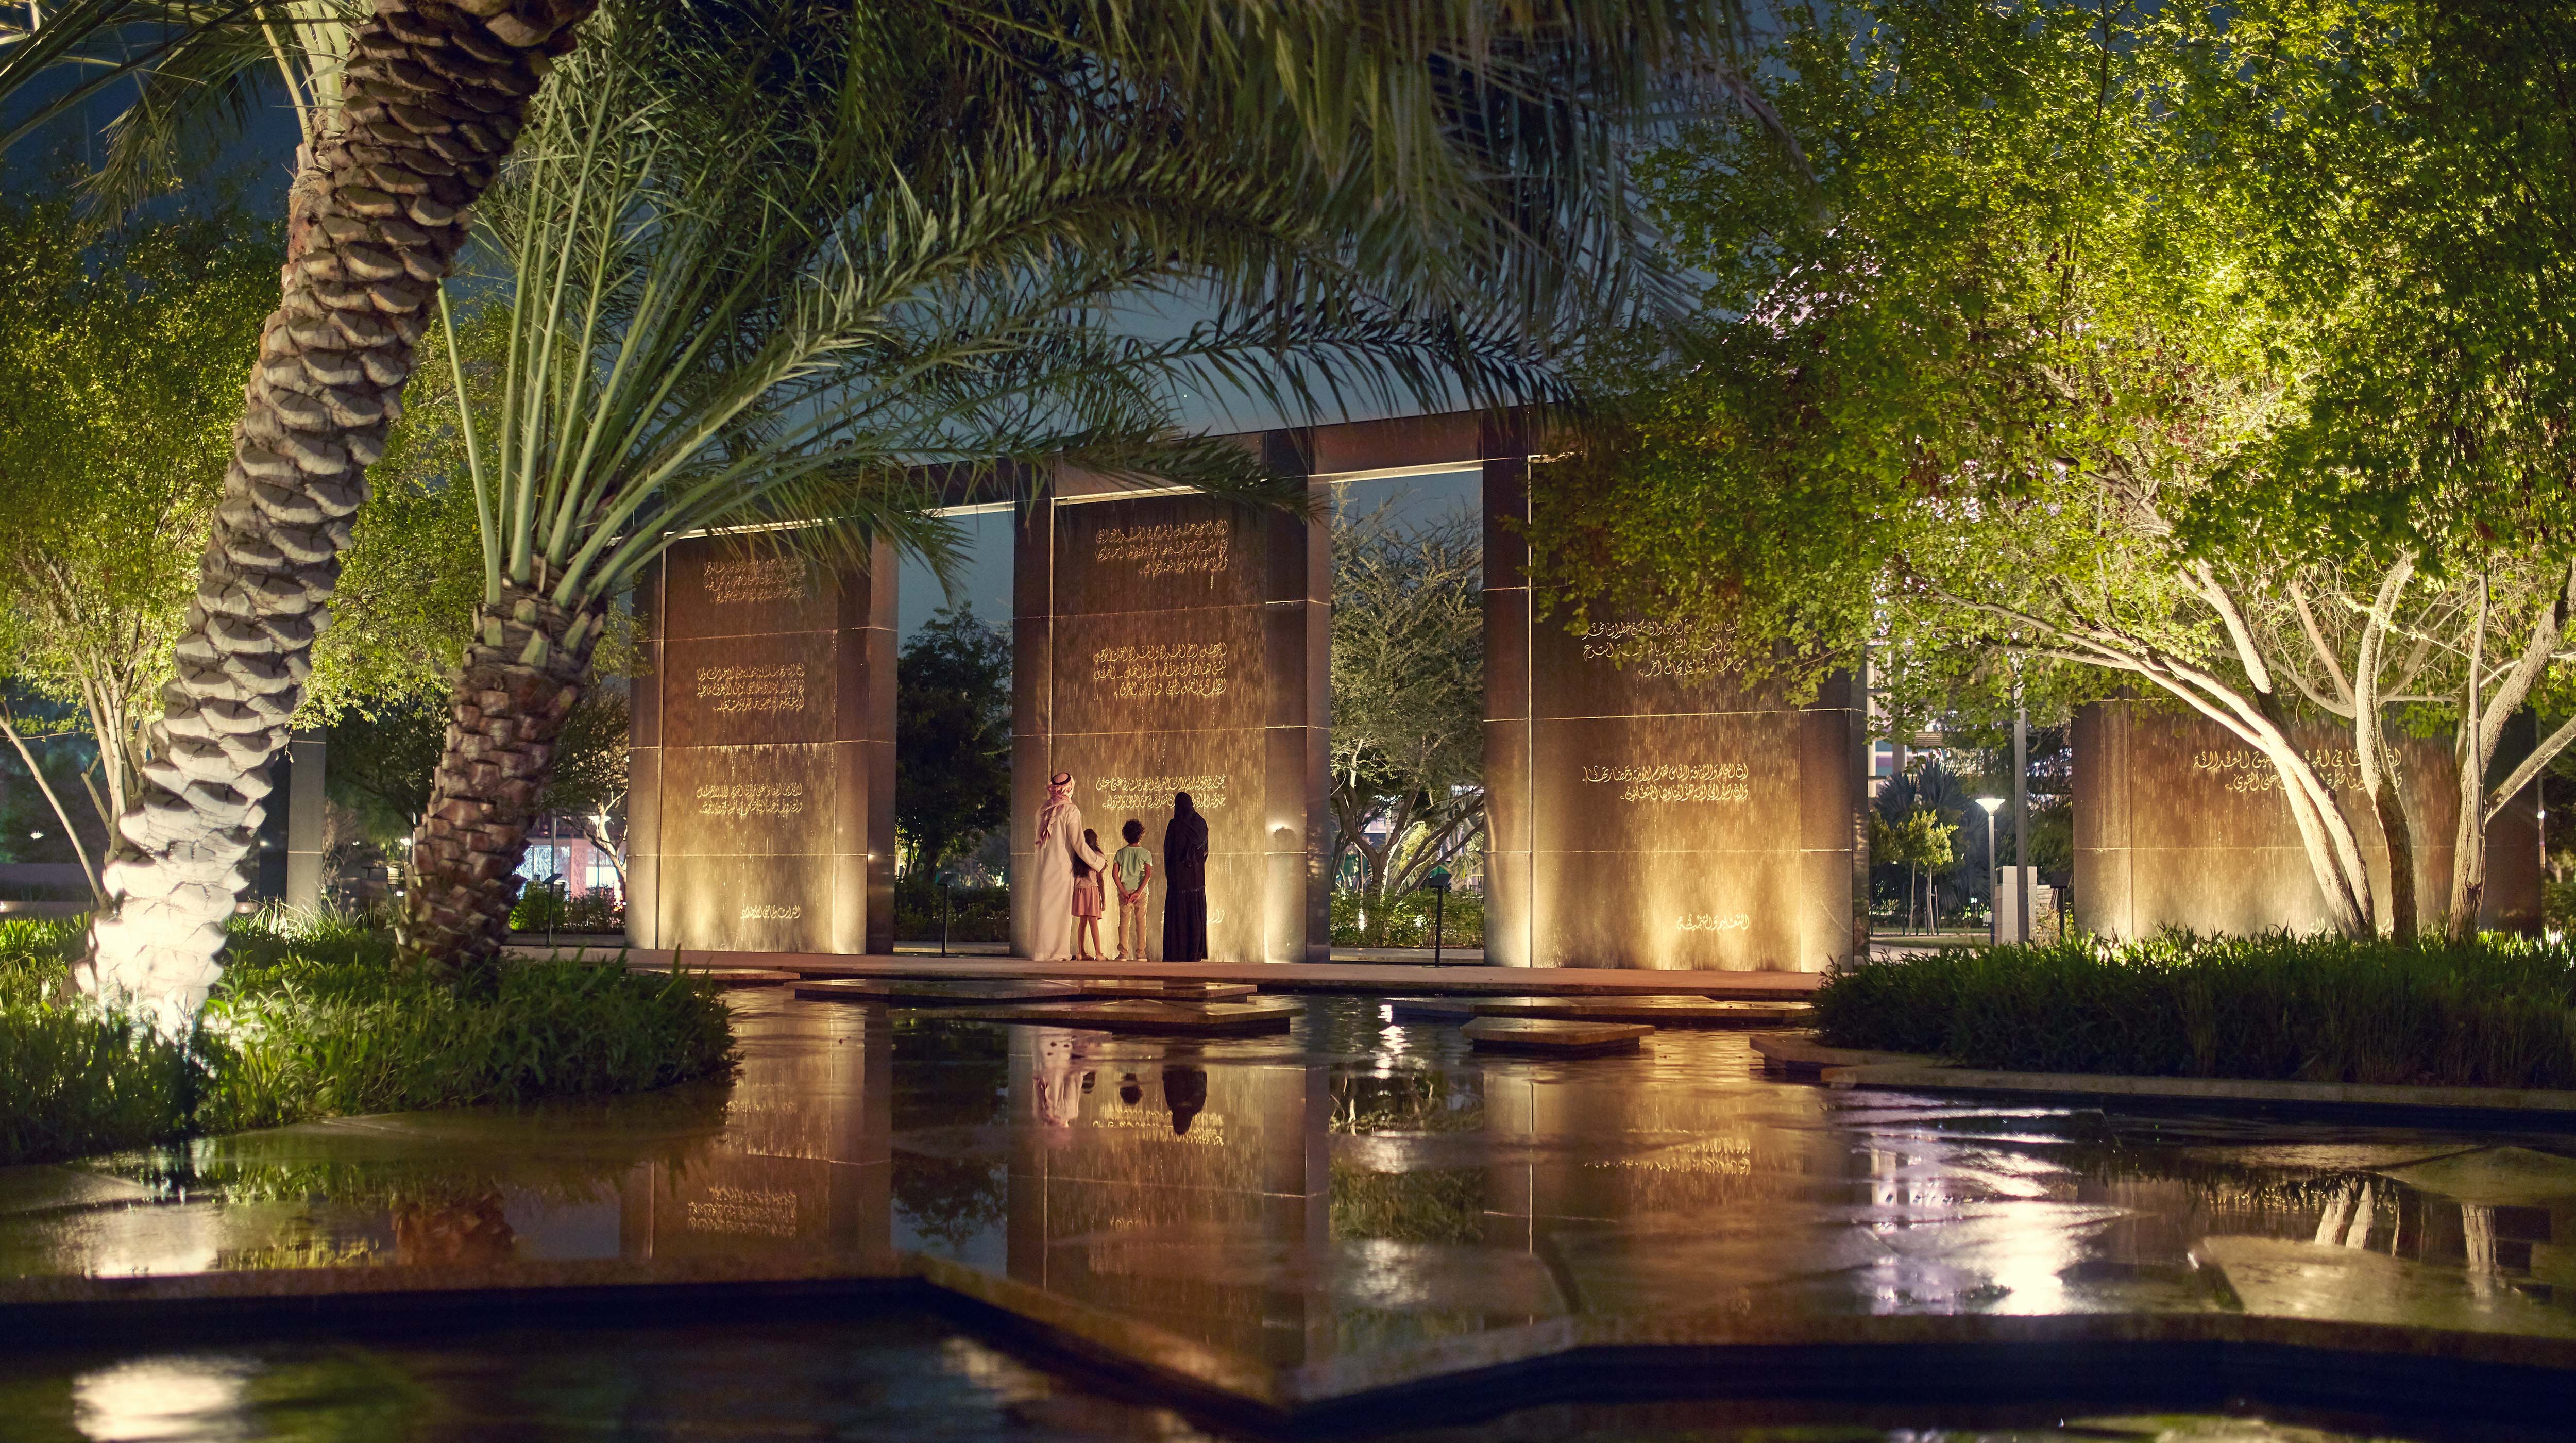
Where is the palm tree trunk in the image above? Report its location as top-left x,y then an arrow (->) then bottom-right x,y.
399,585 -> 604,974
83,0 -> 591,1027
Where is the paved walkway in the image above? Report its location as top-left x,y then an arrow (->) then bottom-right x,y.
546,946 -> 1821,997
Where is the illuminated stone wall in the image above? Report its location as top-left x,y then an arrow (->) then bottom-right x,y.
626,534 -> 896,953
1011,486 -> 1330,962
1483,455 -> 1867,971
2073,700 -> 2540,937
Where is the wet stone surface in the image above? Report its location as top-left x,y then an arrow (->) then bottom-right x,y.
3,993 -> 2575,1430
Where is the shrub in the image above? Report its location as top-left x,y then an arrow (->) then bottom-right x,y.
0,910 -> 735,1166
1330,889 -> 1484,948
892,881 -> 1011,943
1814,932 -> 2576,1089
510,885 -> 625,934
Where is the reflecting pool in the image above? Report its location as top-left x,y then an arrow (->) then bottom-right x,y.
3,990 -> 2572,1434
0,1317 -> 2524,1443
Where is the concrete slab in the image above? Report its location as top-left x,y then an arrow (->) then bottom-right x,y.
1820,1061 -> 2576,1115
2378,1146 -> 2576,1207
1461,1017 -> 1652,1055
0,1165 -> 156,1216
935,998 -> 1300,1035
1471,996 -> 1813,1027
1075,979 -> 1259,1000
689,968 -> 799,988
2198,1235 -> 2576,1339
792,978 -> 1082,1005
1749,1032 -> 1933,1072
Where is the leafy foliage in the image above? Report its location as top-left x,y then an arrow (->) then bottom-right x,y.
895,609 -> 1011,877
444,0 -> 1755,632
1534,1 -> 2576,938
1815,933 -> 2576,1088
0,185 -> 279,875
892,882 -> 1011,945
1329,889 -> 1483,950
1329,505 -> 1483,941
0,910 -> 732,1166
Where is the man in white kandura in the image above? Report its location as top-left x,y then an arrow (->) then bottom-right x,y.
1026,770 -> 1106,962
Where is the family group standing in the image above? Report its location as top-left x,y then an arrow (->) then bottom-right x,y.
1026,772 -> 1210,962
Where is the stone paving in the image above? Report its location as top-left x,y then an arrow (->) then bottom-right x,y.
3,990 -> 2574,1434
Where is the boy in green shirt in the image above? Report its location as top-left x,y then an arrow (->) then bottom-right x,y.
1111,819 -> 1154,960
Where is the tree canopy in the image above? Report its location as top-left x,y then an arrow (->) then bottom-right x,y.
0,185 -> 279,896
1533,0 -> 2576,938
896,608 -> 1011,878
1328,504 -> 1484,938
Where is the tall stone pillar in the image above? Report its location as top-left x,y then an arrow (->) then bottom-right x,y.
1482,456 -> 1863,971
1481,442 -> 1535,967
2072,699 -> 2541,937
1012,461 -> 1330,963
282,729 -> 326,910
625,535 -> 896,953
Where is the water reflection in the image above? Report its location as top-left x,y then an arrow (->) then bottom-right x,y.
880,996 -> 2576,1357
4,991 -> 2575,1383
72,1357 -> 251,1443
0,1322 -> 2498,1442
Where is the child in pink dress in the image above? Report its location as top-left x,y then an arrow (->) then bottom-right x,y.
1071,827 -> 1107,960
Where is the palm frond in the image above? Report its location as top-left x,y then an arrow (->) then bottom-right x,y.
0,0 -> 268,158
432,0 -> 1750,627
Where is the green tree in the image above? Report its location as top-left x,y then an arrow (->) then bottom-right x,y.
391,0 -> 1758,975
1870,807 -> 1958,934
0,188 -> 278,908
2184,0 -> 2576,936
1329,506 -> 1483,943
896,609 -> 1010,879
321,696 -> 446,846
1537,1 -> 2576,939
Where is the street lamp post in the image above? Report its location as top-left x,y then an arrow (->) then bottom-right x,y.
1974,797 -> 2004,945
1422,866 -> 1453,966
936,870 -> 955,958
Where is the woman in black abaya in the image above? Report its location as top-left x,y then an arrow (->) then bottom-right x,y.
1160,791 -> 1210,961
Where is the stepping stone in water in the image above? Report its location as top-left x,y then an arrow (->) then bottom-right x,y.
1462,1017 -> 1653,1055
792,979 -> 1083,1004
1076,979 -> 1258,1000
1385,996 -> 1480,1021
688,969 -> 799,988
938,998 -> 1299,1035
1472,996 -> 1814,1027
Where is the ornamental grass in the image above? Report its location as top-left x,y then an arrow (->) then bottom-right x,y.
0,911 -> 733,1167
1814,932 -> 2576,1089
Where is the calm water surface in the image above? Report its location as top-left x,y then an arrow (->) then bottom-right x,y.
2,991 -> 2571,1437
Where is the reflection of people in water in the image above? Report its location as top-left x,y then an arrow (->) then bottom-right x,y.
1162,1064 -> 1209,1136
1032,1027 -> 1095,1127
1160,791 -> 1211,961
391,1192 -> 516,1265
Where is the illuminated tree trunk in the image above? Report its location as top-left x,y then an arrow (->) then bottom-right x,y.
398,586 -> 603,974
83,0 -> 591,1029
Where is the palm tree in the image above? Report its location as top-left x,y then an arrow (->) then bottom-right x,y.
83,0 -> 592,1028
394,0 -> 1759,974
